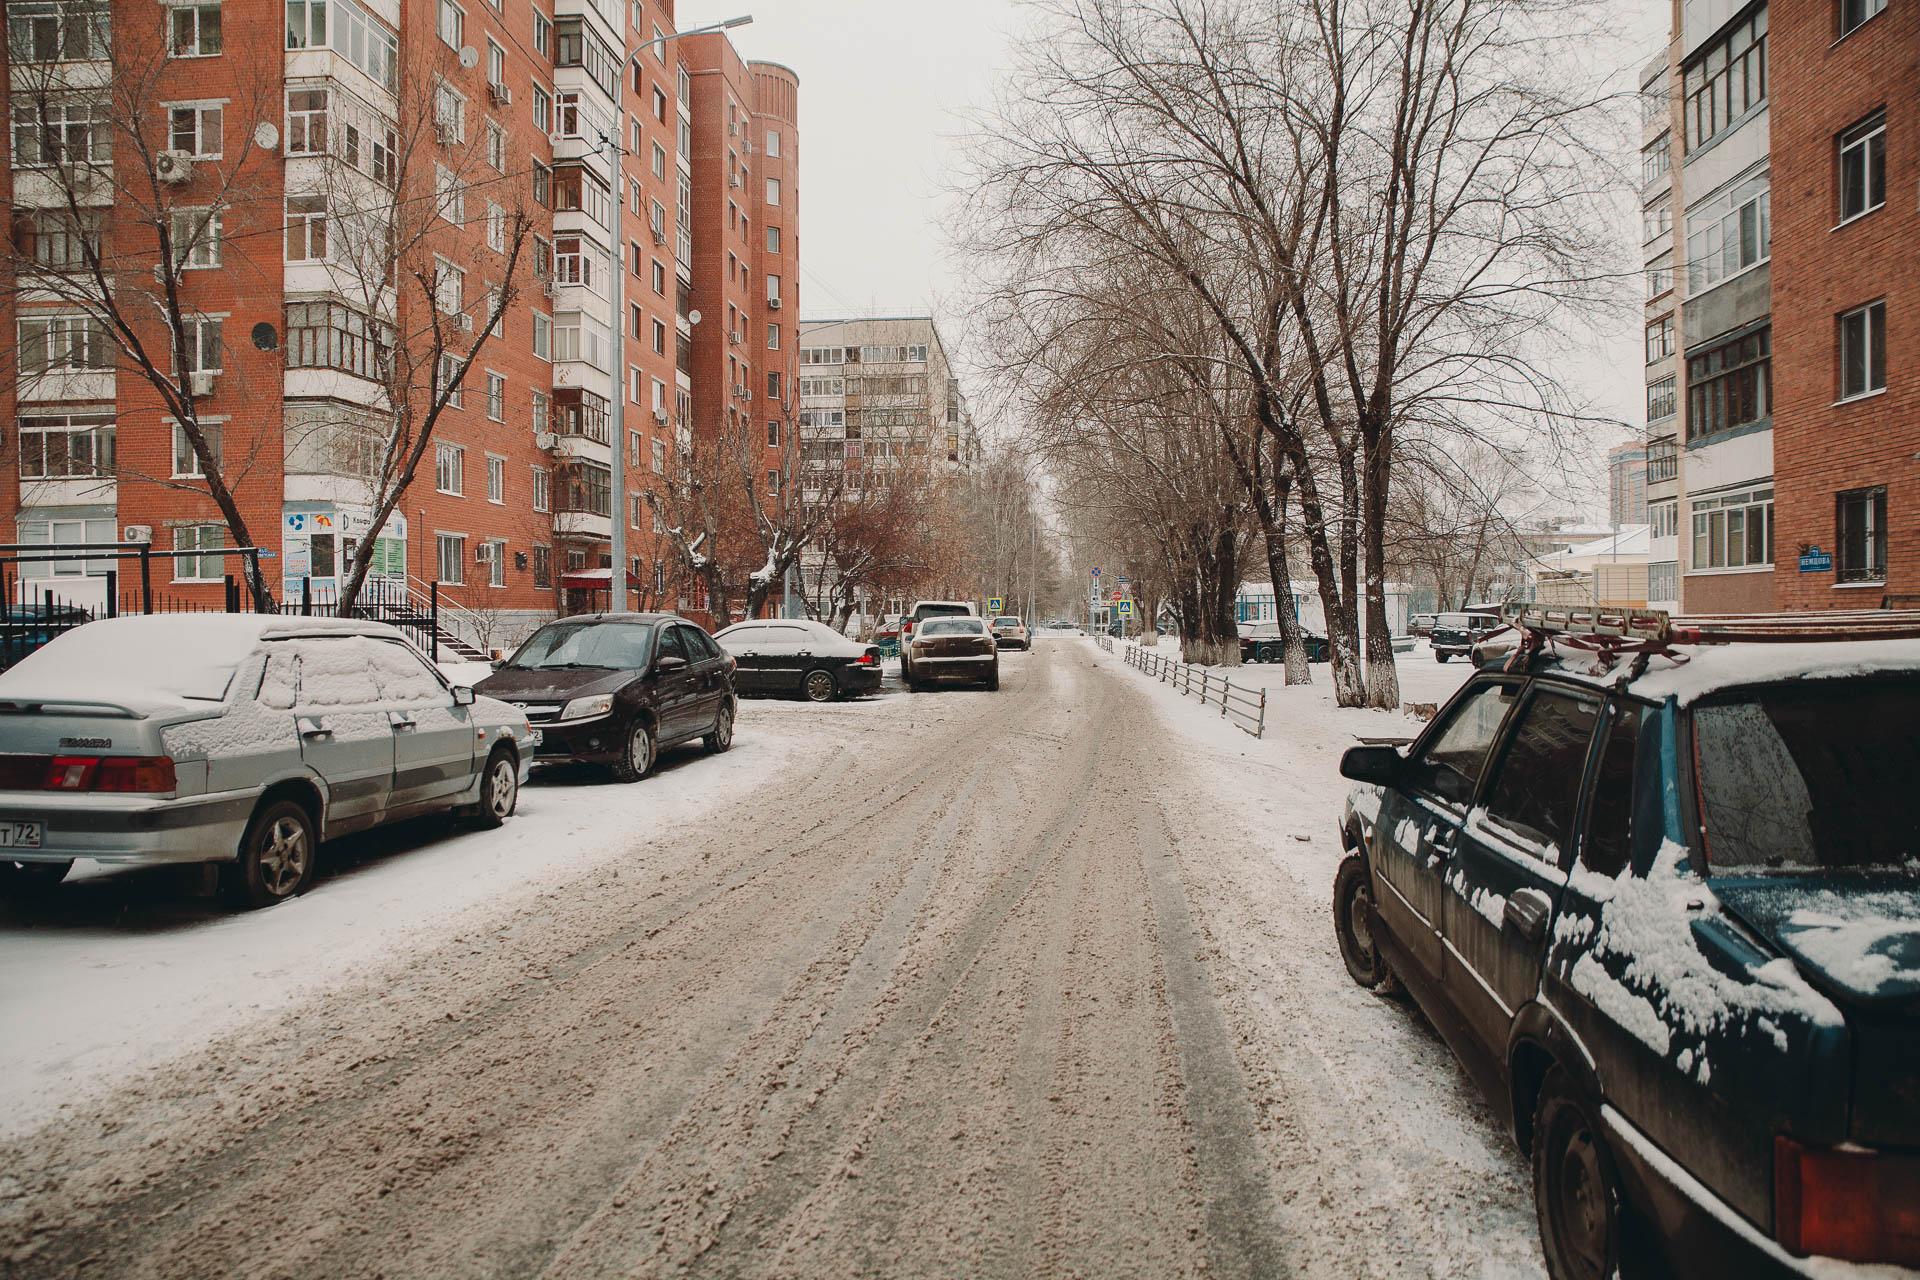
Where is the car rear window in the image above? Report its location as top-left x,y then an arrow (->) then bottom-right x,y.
1694,680 -> 1920,871
0,619 -> 255,702
914,604 -> 970,620
920,618 -> 985,637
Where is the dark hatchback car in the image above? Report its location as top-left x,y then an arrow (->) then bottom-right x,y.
1431,610 -> 1502,662
714,618 -> 881,702
1333,610 -> 1920,1279
476,614 -> 735,781
1238,621 -> 1328,664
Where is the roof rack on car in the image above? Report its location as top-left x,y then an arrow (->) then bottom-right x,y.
1497,603 -> 1920,677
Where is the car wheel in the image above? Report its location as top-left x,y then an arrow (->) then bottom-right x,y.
1436,651 -> 1451,663
1533,1068 -> 1624,1280
985,664 -> 1000,692
225,799 -> 316,910
475,747 -> 518,829
704,700 -> 735,754
0,859 -> 73,897
803,668 -> 838,703
1333,854 -> 1397,992
610,718 -> 656,783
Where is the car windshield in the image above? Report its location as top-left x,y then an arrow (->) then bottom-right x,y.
506,621 -> 654,671
920,618 -> 985,637
1694,680 -> 1920,871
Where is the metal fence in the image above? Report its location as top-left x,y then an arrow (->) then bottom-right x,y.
1095,633 -> 1114,653
1121,641 -> 1267,738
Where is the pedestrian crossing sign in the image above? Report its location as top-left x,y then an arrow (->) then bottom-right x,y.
988,596 -> 1004,614
1116,600 -> 1133,617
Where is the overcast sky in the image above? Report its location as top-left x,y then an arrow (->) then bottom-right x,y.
683,0 -> 1668,520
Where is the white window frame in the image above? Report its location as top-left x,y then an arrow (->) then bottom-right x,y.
531,466 -> 550,512
485,370 -> 506,421
168,2 -> 222,58
166,101 -> 224,158
436,532 -> 466,585
437,0 -> 463,49
486,453 -> 506,504
169,208 -> 221,269
1837,113 -> 1886,225
172,523 -> 226,582
435,441 -> 465,495
1837,300 -> 1887,403
169,418 -> 223,478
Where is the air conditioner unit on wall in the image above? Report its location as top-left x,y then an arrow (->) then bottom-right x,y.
188,370 -> 216,396
653,408 -> 668,424
122,525 -> 153,545
487,82 -> 512,106
154,150 -> 193,183
535,431 -> 559,450
767,297 -> 780,310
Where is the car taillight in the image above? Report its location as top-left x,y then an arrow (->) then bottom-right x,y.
40,756 -> 176,794
1775,1136 -> 1920,1265
902,620 -> 915,634
859,651 -> 878,665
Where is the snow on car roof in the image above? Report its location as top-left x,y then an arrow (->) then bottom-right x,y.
1535,636 -> 1920,705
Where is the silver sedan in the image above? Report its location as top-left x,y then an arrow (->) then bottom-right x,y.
0,615 -> 536,909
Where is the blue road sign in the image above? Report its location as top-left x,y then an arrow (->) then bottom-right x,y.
1798,546 -> 1833,573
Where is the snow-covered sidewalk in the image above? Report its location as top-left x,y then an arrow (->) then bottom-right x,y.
1093,638 -> 1548,1276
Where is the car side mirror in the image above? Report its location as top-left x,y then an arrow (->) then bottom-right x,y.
453,685 -> 476,706
1339,744 -> 1402,786
655,654 -> 688,674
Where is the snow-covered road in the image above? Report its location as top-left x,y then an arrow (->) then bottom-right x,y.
0,638 -> 1539,1278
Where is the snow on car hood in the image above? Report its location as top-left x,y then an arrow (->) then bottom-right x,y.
1712,874 -> 1920,1007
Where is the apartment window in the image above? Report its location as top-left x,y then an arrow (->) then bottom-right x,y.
1686,170 -> 1769,293
18,313 -> 108,375
651,85 -> 667,123
766,225 -> 781,254
435,165 -> 466,223
652,439 -> 665,475
1647,374 -> 1677,422
486,371 -> 506,420
286,301 -> 391,380
1649,562 -> 1679,602
433,82 -> 465,142
438,352 -> 465,408
486,454 -> 505,503
171,421 -> 222,478
1641,132 -> 1670,185
1686,325 -> 1770,440
767,420 -> 780,448
437,0 -> 463,48
1838,0 -> 1886,38
532,83 -> 552,133
179,315 -> 222,373
1647,256 -> 1674,300
531,467 -> 550,513
12,210 -> 100,271
629,365 -> 643,405
1683,8 -> 1766,153
433,258 -> 464,315
486,120 -> 506,172
1645,315 -> 1675,364
765,129 -> 780,158
652,142 -> 667,179
167,103 -> 223,158
532,7 -> 550,54
435,442 -> 465,495
1649,498 -> 1678,540
767,274 -> 782,305
18,412 -> 114,479
286,0 -> 396,90
174,525 -> 226,582
767,371 -> 782,401
1691,487 -> 1773,571
531,388 -> 551,432
765,178 -> 781,206
486,37 -> 505,86
1838,113 -> 1886,223
436,533 -> 466,584
10,95 -> 109,167
532,311 -> 553,360
767,324 -> 780,351
1838,300 -> 1886,400
1836,487 -> 1887,582
486,201 -> 505,252
165,209 -> 219,269
1649,439 -> 1679,483
651,260 -> 666,295
651,318 -> 666,355
1641,197 -> 1670,246
532,544 -> 551,589
285,193 -> 329,261
169,2 -> 222,57
7,0 -> 111,61
531,161 -> 553,210
486,540 -> 507,587
285,87 -> 328,155
651,378 -> 667,414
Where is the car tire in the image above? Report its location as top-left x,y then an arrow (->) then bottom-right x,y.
610,717 -> 655,783
704,700 -> 735,754
1533,1068 -> 1625,1280
225,799 -> 316,910
474,746 -> 518,829
985,664 -> 999,692
1333,853 -> 1396,991
0,859 -> 73,897
803,668 -> 838,703
1436,651 -> 1452,663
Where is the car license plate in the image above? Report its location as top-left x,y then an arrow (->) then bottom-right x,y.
0,820 -> 43,848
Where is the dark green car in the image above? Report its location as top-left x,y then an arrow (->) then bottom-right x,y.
1333,623 -> 1920,1278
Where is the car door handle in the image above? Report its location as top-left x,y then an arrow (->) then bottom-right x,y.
297,716 -> 332,741
390,714 -> 417,731
1504,888 -> 1553,945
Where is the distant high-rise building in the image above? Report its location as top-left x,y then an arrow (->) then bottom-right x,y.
1608,442 -> 1649,528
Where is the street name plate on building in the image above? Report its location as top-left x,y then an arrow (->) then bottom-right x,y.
1798,546 -> 1833,573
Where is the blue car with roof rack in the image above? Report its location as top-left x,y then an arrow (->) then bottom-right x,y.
1331,605 -> 1920,1280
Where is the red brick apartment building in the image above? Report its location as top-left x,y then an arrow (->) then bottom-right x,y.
1768,0 -> 1916,607
2,0 -> 795,646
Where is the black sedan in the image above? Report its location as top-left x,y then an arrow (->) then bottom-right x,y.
715,618 -> 882,702
1237,621 -> 1328,663
1332,624 -> 1920,1279
476,613 -> 735,782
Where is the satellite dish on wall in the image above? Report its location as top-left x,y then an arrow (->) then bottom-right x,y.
252,322 -> 279,351
253,121 -> 280,151
687,310 -> 702,325
458,45 -> 479,69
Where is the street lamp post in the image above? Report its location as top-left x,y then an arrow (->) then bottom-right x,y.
597,14 -> 750,611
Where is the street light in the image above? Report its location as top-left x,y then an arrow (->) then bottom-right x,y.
596,14 -> 751,610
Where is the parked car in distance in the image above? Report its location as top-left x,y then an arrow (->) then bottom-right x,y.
476,613 -> 735,783
1430,611 -> 1502,662
905,617 -> 998,691
898,600 -> 977,684
1332,612 -> 1920,1279
0,616 -> 535,908
1409,613 -> 1439,637
1470,625 -> 1517,669
990,616 -> 1030,650
1238,621 -> 1329,664
716,618 -> 881,702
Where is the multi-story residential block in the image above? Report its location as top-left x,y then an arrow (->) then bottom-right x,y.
1769,0 -> 1913,607
1607,441 -> 1650,529
795,316 -> 979,486
2,0 -> 794,645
